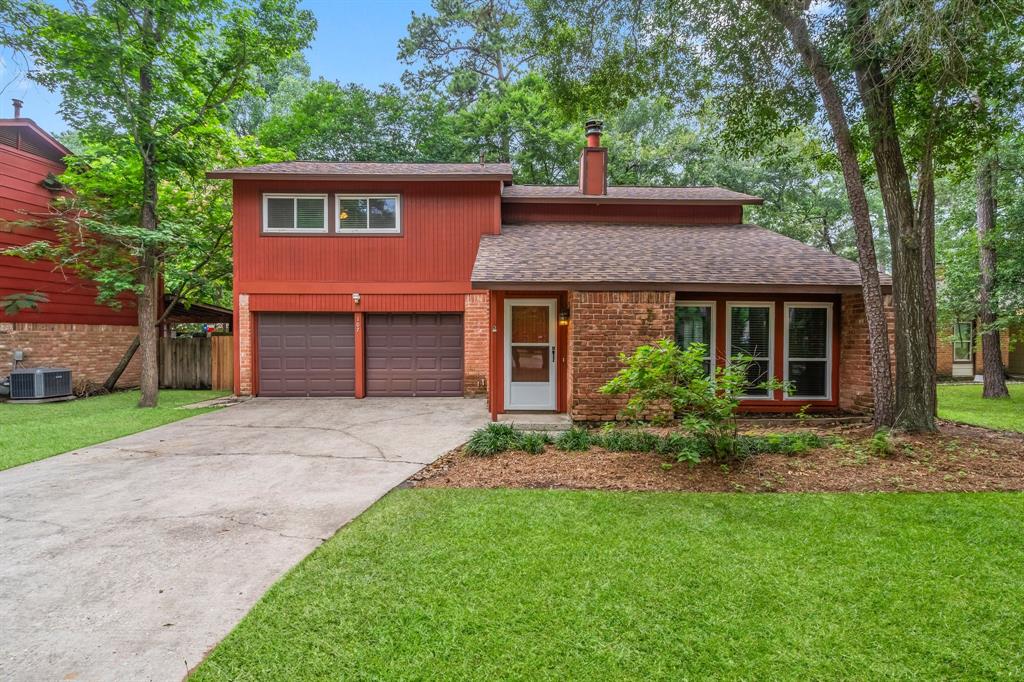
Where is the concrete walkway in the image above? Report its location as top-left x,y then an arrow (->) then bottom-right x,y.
0,397 -> 487,682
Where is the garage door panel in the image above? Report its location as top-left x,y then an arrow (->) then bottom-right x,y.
258,313 -> 355,397
366,313 -> 464,397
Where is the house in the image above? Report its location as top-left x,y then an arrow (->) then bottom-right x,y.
210,120 -> 891,421
0,100 -> 141,388
938,320 -> 1019,378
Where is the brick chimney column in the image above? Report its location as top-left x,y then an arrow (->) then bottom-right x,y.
579,119 -> 607,196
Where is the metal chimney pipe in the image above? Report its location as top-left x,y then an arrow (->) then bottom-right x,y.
12,98 -> 23,118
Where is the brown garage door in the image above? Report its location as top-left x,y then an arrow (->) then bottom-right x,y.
366,313 -> 464,396
257,313 -> 355,397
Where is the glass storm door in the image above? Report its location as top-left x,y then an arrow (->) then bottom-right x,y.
505,299 -> 557,410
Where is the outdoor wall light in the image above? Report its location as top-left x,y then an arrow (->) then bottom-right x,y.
352,292 -> 361,305
559,309 -> 570,325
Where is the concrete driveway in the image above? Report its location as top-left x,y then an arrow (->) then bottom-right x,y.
0,397 -> 487,682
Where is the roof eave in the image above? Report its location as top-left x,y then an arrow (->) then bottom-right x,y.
206,171 -> 514,182
500,196 -> 764,206
471,280 -> 879,293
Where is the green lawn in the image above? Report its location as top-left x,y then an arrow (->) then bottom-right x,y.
937,382 -> 1023,432
0,389 -> 228,471
193,489 -> 1024,680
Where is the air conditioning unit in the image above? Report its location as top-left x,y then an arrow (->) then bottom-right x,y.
9,368 -> 73,401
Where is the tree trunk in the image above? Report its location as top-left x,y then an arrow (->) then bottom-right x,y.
976,155 -> 1009,398
848,0 -> 935,431
767,3 -> 895,427
135,7 -> 160,408
915,140 -> 938,415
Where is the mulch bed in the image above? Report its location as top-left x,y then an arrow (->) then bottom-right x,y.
410,422 -> 1024,493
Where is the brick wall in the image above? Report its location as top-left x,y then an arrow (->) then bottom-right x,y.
0,321 -> 141,390
237,294 -> 253,395
464,292 -> 489,396
568,290 -> 675,421
838,293 -> 896,413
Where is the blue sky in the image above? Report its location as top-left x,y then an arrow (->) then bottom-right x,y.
1,0 -> 433,134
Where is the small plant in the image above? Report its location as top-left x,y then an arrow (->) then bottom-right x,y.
555,427 -> 592,451
795,404 -> 812,424
594,428 -> 659,452
465,423 -> 522,457
519,431 -> 552,455
869,428 -> 897,457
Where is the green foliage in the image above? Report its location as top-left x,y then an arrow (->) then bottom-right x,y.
554,427 -> 593,452
868,429 -> 897,458
600,338 -> 787,459
465,423 -> 524,456
520,431 -> 554,455
0,291 -> 49,316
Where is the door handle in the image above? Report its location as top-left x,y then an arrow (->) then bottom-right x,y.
551,346 -> 556,362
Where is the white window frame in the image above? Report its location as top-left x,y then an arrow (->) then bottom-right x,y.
726,301 -> 775,400
952,322 -> 974,363
783,302 -> 833,401
262,193 -> 328,233
675,301 -> 716,373
335,194 -> 402,234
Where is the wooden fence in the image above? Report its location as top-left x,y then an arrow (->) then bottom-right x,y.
159,335 -> 233,390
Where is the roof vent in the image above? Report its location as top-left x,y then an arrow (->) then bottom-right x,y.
12,98 -> 23,119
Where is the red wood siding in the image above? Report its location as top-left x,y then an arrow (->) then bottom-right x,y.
0,144 -> 137,325
233,179 -> 501,291
502,201 -> 742,225
247,293 -> 465,312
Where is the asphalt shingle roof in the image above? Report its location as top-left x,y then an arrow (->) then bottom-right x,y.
472,222 -> 886,289
502,185 -> 763,204
208,161 -> 513,180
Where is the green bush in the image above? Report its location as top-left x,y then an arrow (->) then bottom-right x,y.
520,431 -> 553,455
868,428 -> 897,457
732,433 -> 828,459
594,428 -> 660,452
600,339 -> 789,459
554,427 -> 593,451
465,423 -> 523,457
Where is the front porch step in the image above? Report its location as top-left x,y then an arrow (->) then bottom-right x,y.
496,413 -> 573,432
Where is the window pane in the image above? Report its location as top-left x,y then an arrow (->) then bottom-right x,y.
266,197 -> 294,229
367,197 -> 398,230
730,306 -> 770,358
676,306 -> 711,354
952,341 -> 972,362
510,305 -> 549,343
787,307 -> 828,359
295,198 -> 324,229
740,360 -> 770,396
338,198 -> 368,229
789,360 -> 828,397
510,347 -> 549,382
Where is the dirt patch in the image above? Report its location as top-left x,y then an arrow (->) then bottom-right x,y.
410,422 -> 1024,493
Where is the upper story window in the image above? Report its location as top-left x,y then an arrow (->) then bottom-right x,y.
336,194 -> 401,234
263,194 -> 328,233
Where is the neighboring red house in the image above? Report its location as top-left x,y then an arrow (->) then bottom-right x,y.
0,102 -> 140,387
210,120 -> 891,420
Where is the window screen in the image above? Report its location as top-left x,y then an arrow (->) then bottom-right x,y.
729,305 -> 771,397
786,305 -> 830,398
676,305 -> 713,375
337,195 -> 400,232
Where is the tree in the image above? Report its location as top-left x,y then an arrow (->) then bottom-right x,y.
400,0 -> 533,161
1,0 -> 314,406
975,156 -> 1009,397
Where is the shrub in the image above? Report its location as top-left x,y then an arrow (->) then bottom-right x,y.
733,433 -> 828,459
869,428 -> 897,457
600,339 -> 789,460
594,428 -> 660,453
465,423 -> 522,457
555,427 -> 592,451
520,431 -> 553,455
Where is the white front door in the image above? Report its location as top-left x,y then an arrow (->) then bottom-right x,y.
505,298 -> 557,410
